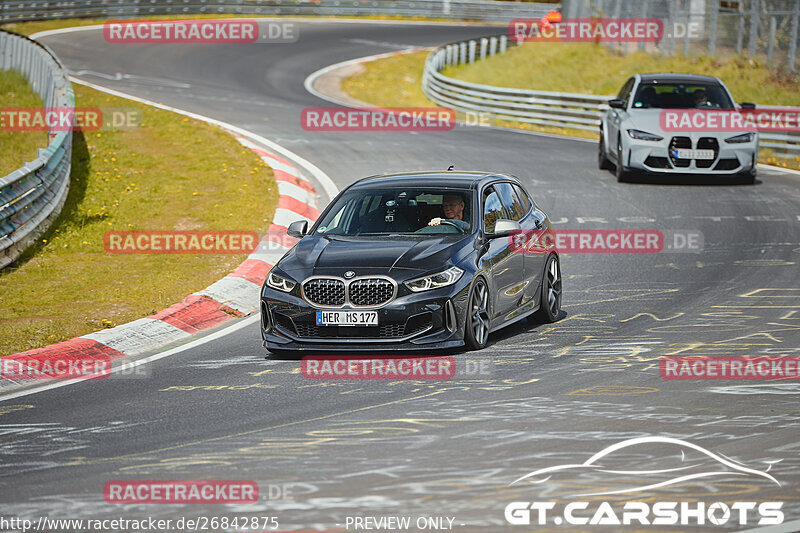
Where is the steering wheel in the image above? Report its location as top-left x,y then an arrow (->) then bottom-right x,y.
437,220 -> 466,233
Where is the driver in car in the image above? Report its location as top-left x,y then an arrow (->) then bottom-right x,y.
692,89 -> 708,107
428,193 -> 469,232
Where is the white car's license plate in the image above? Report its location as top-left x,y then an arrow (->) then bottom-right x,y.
316,311 -> 378,326
673,148 -> 715,160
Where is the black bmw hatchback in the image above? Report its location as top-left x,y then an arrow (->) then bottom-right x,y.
260,171 -> 561,352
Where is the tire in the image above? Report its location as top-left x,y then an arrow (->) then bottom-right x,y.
615,136 -> 632,183
598,131 -> 612,170
464,277 -> 491,351
532,254 -> 562,323
738,168 -> 756,185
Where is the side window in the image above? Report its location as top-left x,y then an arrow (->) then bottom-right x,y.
482,187 -> 506,233
617,78 -> 635,106
495,183 -> 526,221
511,184 -> 532,214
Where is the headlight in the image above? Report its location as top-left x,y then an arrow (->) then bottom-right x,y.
725,132 -> 756,143
405,266 -> 463,292
267,271 -> 296,293
627,129 -> 663,141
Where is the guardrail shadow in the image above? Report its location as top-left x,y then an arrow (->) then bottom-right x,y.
11,130 -> 89,268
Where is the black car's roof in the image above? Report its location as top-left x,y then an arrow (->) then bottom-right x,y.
638,73 -> 722,85
350,171 -> 518,190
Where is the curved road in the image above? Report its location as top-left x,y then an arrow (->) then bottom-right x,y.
1,20 -> 799,531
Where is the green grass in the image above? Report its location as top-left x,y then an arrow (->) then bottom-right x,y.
0,84 -> 279,356
0,70 -> 49,176
444,42 -> 800,106
341,50 -> 599,139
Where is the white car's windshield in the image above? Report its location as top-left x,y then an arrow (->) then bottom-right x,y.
633,82 -> 734,109
314,188 -> 473,236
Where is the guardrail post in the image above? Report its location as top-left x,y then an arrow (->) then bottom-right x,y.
767,16 -> 776,63
708,0 -> 718,56
489,36 -> 497,56
480,38 -> 488,61
638,0 -> 648,52
748,0 -> 759,57
459,42 -> 466,65
736,1 -> 745,54
789,1 -> 799,71
499,35 -> 507,53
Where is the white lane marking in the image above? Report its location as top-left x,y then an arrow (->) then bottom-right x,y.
62,77 -> 340,202
71,70 -> 192,89
304,48 -> 425,107
303,49 -> 600,146
0,316 -> 260,403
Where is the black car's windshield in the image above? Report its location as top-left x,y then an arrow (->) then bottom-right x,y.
314,187 -> 473,236
632,82 -> 734,109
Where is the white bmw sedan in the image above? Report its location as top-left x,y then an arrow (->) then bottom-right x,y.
598,73 -> 758,183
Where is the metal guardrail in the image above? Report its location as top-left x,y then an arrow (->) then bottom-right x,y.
0,30 -> 74,269
0,0 -> 557,24
422,35 -> 800,158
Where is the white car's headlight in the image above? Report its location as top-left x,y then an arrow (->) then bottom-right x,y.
627,129 -> 664,142
405,266 -> 463,292
725,132 -> 756,144
267,271 -> 296,293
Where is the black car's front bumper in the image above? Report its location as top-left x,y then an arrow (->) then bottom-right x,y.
261,280 -> 471,352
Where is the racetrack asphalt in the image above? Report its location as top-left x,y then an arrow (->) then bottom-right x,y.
1,20 -> 798,532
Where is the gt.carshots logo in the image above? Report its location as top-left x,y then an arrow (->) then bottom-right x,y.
505,437 -> 784,527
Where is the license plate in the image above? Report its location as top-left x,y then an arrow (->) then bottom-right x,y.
672,148 -> 715,160
316,311 -> 378,326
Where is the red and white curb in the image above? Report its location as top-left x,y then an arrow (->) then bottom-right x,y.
2,133 -> 319,385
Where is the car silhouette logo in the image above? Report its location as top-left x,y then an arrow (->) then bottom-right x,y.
344,271 -> 355,279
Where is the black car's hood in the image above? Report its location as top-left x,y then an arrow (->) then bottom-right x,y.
278,235 -> 470,274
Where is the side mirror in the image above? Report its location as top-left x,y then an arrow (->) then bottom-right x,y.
608,98 -> 626,110
287,220 -> 308,238
492,219 -> 522,238
740,102 -> 756,110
